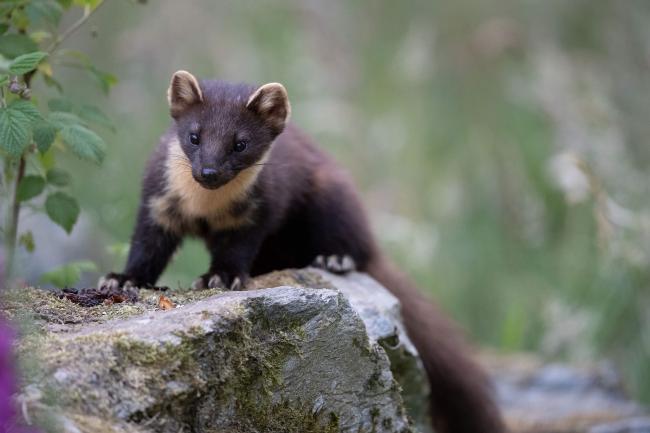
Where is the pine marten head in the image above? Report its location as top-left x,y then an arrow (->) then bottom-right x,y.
167,70 -> 291,190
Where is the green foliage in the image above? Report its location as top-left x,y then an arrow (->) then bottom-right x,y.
0,105 -> 32,156
46,167 -> 70,186
59,123 -> 106,164
16,175 -> 45,201
41,260 -> 97,287
33,120 -> 57,153
0,34 -> 38,59
45,191 -> 80,233
8,51 -> 47,75
0,0 -> 119,286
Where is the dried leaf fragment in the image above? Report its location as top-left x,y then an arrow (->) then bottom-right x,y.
158,295 -> 175,310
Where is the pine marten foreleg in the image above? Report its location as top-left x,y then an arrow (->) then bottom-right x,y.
101,204 -> 181,289
192,225 -> 268,290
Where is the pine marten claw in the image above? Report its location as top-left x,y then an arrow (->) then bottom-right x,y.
193,273 -> 238,290
98,273 -> 134,291
209,274 -> 225,289
313,254 -> 356,274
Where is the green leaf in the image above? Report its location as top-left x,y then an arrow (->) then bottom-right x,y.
26,0 -> 64,28
49,111 -> 84,128
0,74 -> 8,86
89,67 -> 117,94
57,0 -> 74,9
41,260 -> 97,287
0,106 -> 32,157
60,124 -> 105,164
42,74 -> 63,92
78,105 -> 114,131
0,25 -> 8,36
48,98 -> 74,113
16,175 -> 45,201
0,34 -> 38,59
58,49 -> 92,66
9,99 -> 43,123
19,231 -> 35,253
33,120 -> 58,153
29,31 -> 52,44
45,192 -> 80,233
46,167 -> 70,186
9,51 -> 48,75
73,0 -> 102,10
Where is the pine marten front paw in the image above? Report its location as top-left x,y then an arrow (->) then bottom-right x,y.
192,272 -> 248,291
98,272 -> 136,291
312,254 -> 356,274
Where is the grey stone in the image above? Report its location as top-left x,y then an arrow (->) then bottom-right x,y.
10,269 -> 430,433
482,352 -> 649,433
9,268 -> 650,433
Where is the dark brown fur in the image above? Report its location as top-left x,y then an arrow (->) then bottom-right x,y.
103,73 -> 506,433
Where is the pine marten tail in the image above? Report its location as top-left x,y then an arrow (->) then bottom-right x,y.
366,256 -> 506,433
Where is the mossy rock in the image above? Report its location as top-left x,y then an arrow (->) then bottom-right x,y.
6,269 -> 432,433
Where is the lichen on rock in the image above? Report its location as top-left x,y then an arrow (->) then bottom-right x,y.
5,269 -> 428,433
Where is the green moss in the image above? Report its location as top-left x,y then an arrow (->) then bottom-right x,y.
378,334 -> 432,431
9,273 -> 361,432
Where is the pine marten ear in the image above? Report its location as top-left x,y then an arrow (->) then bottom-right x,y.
246,83 -> 291,135
167,70 -> 203,117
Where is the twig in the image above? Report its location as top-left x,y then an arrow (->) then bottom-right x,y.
3,157 -> 25,289
47,0 -> 108,53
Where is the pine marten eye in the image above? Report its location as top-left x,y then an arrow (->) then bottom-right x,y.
233,140 -> 248,153
189,133 -> 200,145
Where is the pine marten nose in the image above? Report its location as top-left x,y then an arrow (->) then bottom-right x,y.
200,168 -> 219,182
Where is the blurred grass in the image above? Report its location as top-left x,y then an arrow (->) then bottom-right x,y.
30,0 -> 650,401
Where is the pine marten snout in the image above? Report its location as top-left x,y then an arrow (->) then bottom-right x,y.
100,70 -> 506,433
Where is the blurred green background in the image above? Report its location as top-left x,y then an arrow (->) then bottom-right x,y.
27,0 -> 650,401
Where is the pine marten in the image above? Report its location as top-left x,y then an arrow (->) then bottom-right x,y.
100,70 -> 505,433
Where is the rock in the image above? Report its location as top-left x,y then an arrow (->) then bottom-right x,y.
5,269 -> 432,433
5,268 -> 649,433
481,352 -> 650,433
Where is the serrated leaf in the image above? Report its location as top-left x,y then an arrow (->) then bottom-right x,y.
19,231 -> 35,252
0,74 -> 8,86
41,260 -> 97,287
9,51 -> 48,75
48,97 -> 74,113
9,99 -> 43,122
33,120 -> 58,153
78,105 -> 114,131
46,167 -> 70,186
60,124 -> 105,164
45,191 -> 79,233
16,175 -> 45,201
49,111 -> 84,128
0,34 -> 38,59
0,106 -> 32,157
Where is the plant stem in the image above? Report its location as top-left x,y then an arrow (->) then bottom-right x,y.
2,157 -> 25,290
47,0 -> 107,53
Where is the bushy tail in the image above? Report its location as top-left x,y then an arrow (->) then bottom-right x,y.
366,256 -> 506,433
